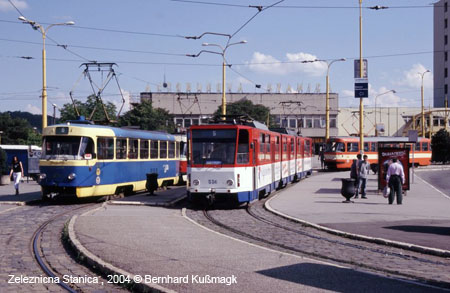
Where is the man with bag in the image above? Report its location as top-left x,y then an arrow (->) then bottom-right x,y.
386,158 -> 405,205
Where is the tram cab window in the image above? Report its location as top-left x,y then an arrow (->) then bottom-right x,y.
415,142 -> 421,151
140,140 -> 149,159
191,129 -> 236,165
116,139 -> 127,159
422,142 -> 429,151
168,141 -> 175,158
160,141 -> 168,159
97,137 -> 114,159
347,142 -> 359,152
150,141 -> 159,159
326,141 -> 345,152
237,129 -> 249,164
129,139 -> 138,159
42,136 -> 94,160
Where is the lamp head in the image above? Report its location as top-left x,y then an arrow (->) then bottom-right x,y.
65,21 -> 75,25
18,16 -> 27,22
202,43 -> 209,46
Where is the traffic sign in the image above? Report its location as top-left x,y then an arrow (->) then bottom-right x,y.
354,78 -> 368,98
354,59 -> 368,78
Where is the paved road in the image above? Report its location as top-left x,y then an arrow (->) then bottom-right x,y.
415,169 -> 450,197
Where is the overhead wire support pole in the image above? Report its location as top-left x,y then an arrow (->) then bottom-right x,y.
359,0 -> 364,155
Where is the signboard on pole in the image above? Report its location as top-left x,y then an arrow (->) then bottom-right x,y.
354,59 -> 368,78
354,78 -> 369,98
378,147 -> 410,191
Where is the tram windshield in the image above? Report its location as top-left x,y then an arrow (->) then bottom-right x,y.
326,141 -> 345,152
191,129 -> 236,165
42,136 -> 94,160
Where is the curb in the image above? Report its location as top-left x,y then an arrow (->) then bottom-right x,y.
66,206 -> 175,293
0,198 -> 41,206
265,194 -> 450,258
108,195 -> 186,207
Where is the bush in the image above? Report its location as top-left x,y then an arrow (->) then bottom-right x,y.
431,129 -> 450,164
0,148 -> 8,175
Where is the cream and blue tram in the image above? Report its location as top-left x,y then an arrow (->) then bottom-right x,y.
39,121 -> 180,199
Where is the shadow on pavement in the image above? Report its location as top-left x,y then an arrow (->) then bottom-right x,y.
257,263 -> 443,292
384,225 -> 450,236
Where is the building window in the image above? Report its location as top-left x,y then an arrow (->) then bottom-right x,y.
446,84 -> 448,94
175,118 -> 183,127
313,117 -> 321,128
330,118 -> 337,128
289,118 -> 296,128
445,35 -> 448,45
298,118 -> 304,128
446,52 -> 448,62
446,18 -> 448,28
305,117 -> 313,128
446,68 -> 448,78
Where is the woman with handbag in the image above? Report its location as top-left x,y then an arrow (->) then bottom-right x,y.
9,156 -> 24,195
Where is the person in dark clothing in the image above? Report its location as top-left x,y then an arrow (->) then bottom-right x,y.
352,154 -> 362,198
9,156 -> 24,195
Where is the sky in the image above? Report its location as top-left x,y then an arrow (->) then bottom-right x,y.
0,0 -> 436,118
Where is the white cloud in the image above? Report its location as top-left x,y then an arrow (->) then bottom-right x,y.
0,0 -> 28,12
395,63 -> 433,90
26,104 -> 40,115
115,89 -> 132,115
247,51 -> 327,77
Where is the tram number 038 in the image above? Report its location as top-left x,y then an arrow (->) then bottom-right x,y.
208,179 -> 218,185
108,275 -> 131,284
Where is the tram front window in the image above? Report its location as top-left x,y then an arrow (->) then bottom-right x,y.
192,129 -> 236,165
43,136 -> 94,160
326,141 -> 345,152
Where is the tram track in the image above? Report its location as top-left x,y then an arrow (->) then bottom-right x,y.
196,197 -> 450,290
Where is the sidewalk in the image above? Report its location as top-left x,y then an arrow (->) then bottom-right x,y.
0,180 -> 41,205
267,170 -> 450,254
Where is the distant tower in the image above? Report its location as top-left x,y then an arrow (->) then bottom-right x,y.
186,83 -> 191,93
297,83 -> 303,93
206,83 -> 211,93
267,83 -> 272,93
197,83 -> 202,93
276,83 -> 281,93
176,83 -> 181,93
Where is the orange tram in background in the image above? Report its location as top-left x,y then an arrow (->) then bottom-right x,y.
324,136 -> 432,171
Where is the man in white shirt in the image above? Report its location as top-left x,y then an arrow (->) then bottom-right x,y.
386,158 -> 405,205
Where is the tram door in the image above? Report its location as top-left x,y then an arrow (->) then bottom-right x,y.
252,139 -> 258,191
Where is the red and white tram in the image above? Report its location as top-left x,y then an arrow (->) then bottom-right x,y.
324,136 -> 432,170
187,118 -> 313,204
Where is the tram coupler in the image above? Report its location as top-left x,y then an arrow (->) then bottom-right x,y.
206,192 -> 216,206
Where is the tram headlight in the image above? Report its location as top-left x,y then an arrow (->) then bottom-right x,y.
39,173 -> 46,180
226,179 -> 234,186
192,179 -> 200,186
67,173 -> 77,181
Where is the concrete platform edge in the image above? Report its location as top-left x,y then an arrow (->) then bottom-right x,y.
265,195 -> 450,258
107,195 -> 187,207
67,207 -> 175,293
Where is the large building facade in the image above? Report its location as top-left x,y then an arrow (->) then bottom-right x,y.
141,92 -> 339,144
434,0 -> 448,107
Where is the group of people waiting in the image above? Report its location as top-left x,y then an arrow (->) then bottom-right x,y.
350,154 -> 405,204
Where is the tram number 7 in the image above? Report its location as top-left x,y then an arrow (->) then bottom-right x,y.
208,179 -> 218,185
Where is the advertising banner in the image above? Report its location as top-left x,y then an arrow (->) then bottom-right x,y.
378,147 -> 410,191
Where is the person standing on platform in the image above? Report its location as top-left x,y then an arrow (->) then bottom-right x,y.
358,155 -> 371,199
353,154 -> 362,198
9,156 -> 24,195
386,158 -> 405,205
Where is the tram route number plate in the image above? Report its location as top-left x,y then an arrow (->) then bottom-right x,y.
208,179 -> 217,185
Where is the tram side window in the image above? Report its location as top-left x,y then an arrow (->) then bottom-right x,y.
422,142 -> 429,151
168,141 -> 175,158
371,142 -> 377,152
129,139 -> 138,159
160,141 -> 168,159
290,139 -> 294,157
176,141 -> 180,159
150,141 -> 159,159
97,137 -> 114,159
275,136 -> 280,160
116,139 -> 127,159
260,134 -> 265,153
364,142 -> 369,152
305,140 -> 311,155
237,129 -> 249,164
140,140 -> 149,159
347,142 -> 359,152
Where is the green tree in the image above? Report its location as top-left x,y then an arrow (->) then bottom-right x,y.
212,99 -> 274,126
0,112 -> 41,145
59,95 -> 117,123
431,128 -> 450,164
119,100 -> 175,132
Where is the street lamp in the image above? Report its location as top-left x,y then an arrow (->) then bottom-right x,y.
187,40 -> 247,118
52,103 -> 59,125
318,58 -> 346,140
374,90 -> 396,136
419,70 -> 430,138
18,16 -> 74,130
